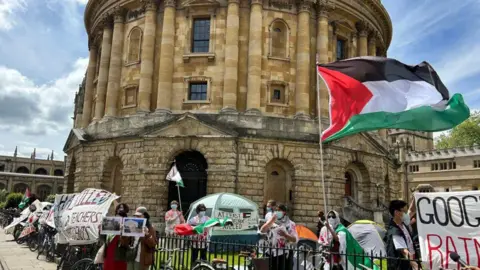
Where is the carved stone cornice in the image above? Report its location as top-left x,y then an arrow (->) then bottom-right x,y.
164,0 -> 176,8
355,21 -> 369,37
112,6 -> 127,23
99,13 -> 113,29
250,0 -> 263,6
297,0 -> 313,13
141,0 -> 158,11
228,0 -> 240,4
317,0 -> 334,18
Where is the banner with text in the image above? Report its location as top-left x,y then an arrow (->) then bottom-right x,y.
415,191 -> 480,269
214,210 -> 257,230
55,189 -> 118,245
54,193 -> 77,244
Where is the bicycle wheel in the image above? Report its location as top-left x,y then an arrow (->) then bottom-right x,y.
46,239 -> 56,262
71,258 -> 94,270
29,234 -> 39,252
191,263 -> 216,270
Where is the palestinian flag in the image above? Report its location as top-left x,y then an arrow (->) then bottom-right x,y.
18,187 -> 31,209
318,57 -> 470,142
166,163 -> 184,187
174,217 -> 233,236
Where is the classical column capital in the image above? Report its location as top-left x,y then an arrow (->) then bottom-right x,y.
368,31 -> 377,45
317,0 -> 334,18
112,6 -> 127,23
99,13 -> 114,29
141,0 -> 158,11
164,0 -> 176,8
297,0 -> 313,13
228,0 -> 240,4
88,39 -> 97,51
355,21 -> 370,37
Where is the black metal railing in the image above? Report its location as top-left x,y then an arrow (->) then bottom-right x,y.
151,235 -> 423,270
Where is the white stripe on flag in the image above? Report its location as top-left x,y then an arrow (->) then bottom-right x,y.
166,164 -> 184,187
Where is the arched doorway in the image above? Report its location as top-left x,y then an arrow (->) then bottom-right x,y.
14,183 -> 29,193
344,171 -> 355,197
344,162 -> 370,204
168,151 -> 208,212
265,159 -> 294,211
37,185 -> 52,200
35,168 -> 48,175
66,158 -> 76,193
102,157 -> 123,196
16,166 -> 30,174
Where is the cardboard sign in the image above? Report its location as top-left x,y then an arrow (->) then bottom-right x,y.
55,189 -> 118,245
415,191 -> 480,269
214,210 -> 257,230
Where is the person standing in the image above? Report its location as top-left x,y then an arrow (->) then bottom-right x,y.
165,200 -> 185,235
188,204 -> 210,268
265,200 -> 276,220
384,200 -> 418,270
103,203 -> 131,270
260,204 -> 298,270
127,207 -> 158,270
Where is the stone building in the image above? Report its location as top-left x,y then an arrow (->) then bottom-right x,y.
0,148 -> 65,200
66,0 -> 400,227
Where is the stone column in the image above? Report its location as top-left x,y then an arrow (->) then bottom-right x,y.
368,32 -> 376,56
356,21 -> 368,56
295,0 -> 312,120
156,0 -> 176,113
138,0 -> 157,113
81,43 -> 98,127
245,0 -> 263,114
349,32 -> 357,58
93,17 -> 113,121
222,0 -> 240,111
316,3 -> 333,118
104,7 -> 126,118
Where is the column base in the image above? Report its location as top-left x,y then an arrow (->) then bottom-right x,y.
135,109 -> 152,116
220,107 -> 239,115
244,108 -> 262,116
294,112 -> 311,120
154,108 -> 172,115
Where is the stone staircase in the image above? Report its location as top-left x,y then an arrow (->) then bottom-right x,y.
342,196 -> 391,225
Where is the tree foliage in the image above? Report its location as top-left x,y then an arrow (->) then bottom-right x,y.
436,111 -> 480,149
3,193 -> 23,209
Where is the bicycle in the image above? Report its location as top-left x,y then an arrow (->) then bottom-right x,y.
37,225 -> 57,262
156,247 -> 187,270
70,258 -> 99,270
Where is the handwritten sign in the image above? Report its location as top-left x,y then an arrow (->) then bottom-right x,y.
415,191 -> 480,269
214,211 -> 257,230
56,189 -> 118,245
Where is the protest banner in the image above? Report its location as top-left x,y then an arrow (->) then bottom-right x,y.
54,193 -> 77,244
415,191 -> 480,269
214,210 -> 257,230
55,189 -> 118,245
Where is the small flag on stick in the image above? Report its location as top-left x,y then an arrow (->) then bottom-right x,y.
166,163 -> 184,187
18,187 -> 31,209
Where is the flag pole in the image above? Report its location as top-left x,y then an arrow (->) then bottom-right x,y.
176,184 -> 183,213
316,54 -> 328,214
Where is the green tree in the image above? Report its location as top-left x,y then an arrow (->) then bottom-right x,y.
3,193 -> 23,209
436,111 -> 480,149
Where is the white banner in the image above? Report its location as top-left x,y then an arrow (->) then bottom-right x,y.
415,191 -> 480,269
214,210 -> 257,230
54,193 -> 77,244
55,189 -> 118,245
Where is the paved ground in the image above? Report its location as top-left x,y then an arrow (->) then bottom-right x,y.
0,230 -> 57,270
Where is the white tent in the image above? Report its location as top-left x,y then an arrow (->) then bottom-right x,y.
187,193 -> 259,238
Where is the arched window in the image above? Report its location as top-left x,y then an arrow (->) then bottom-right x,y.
269,20 -> 289,58
54,169 -> 64,176
37,185 -> 52,201
35,168 -> 48,175
345,171 -> 354,197
14,183 -> 29,193
127,28 -> 142,64
16,166 -> 29,174
0,164 -> 5,171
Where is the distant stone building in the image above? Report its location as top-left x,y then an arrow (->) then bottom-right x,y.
65,0 -> 416,228
0,147 -> 65,200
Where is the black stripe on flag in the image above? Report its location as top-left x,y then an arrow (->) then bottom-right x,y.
318,56 -> 449,100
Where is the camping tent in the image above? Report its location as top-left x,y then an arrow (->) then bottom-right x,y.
348,220 -> 387,269
187,193 -> 260,244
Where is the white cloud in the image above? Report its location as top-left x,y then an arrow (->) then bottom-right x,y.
0,0 -> 27,30
0,57 -> 88,136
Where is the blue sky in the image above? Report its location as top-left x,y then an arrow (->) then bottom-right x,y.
0,0 -> 478,160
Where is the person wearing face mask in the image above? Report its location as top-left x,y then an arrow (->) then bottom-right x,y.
384,200 -> 418,270
165,200 -> 185,235
188,204 -> 210,267
265,199 -> 276,220
260,204 -> 298,270
102,203 -> 131,270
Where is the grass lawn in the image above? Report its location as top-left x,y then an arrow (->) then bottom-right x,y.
155,249 -> 248,269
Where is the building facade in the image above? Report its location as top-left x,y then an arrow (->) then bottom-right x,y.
0,148 -> 65,200
66,0 -> 399,227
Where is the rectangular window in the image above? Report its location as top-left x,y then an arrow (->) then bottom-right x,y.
474,160 -> 480,168
188,82 -> 208,101
448,161 -> 456,170
192,18 -> 210,53
336,39 -> 346,61
409,165 -> 419,172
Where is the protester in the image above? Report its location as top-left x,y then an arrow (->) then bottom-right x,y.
384,200 -> 418,270
265,199 -> 276,220
188,203 -> 210,267
127,207 -> 158,270
260,204 -> 298,270
316,211 -> 325,238
322,210 -> 341,270
102,203 -> 131,270
165,200 -> 185,235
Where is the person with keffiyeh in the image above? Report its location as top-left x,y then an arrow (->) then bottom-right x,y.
260,204 -> 298,270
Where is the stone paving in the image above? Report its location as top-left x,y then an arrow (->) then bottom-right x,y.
0,230 -> 56,270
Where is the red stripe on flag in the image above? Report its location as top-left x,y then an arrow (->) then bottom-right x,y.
318,66 -> 373,141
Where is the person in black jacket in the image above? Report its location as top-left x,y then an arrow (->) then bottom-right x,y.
384,200 -> 418,270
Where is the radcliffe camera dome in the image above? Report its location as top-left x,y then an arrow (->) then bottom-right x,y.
66,0 -> 408,227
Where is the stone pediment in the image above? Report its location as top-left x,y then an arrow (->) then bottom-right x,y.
142,113 -> 237,138
63,129 -> 88,152
330,132 -> 390,157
